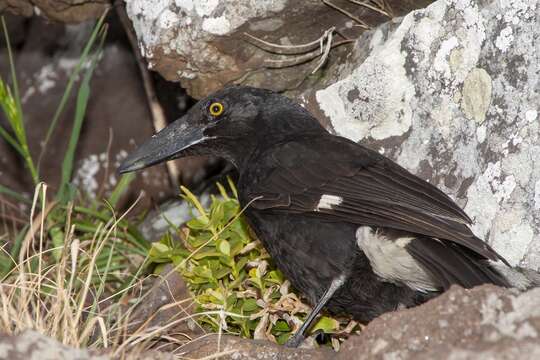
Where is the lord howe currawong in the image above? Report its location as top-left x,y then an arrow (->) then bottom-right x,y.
119,86 -> 538,347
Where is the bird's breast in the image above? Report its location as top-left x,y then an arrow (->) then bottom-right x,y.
242,207 -> 359,301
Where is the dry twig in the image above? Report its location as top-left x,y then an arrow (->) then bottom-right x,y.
245,28 -> 354,74
322,0 -> 371,29
348,0 -> 393,18
114,1 -> 180,190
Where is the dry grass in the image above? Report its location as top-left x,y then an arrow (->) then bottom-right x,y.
0,184 -> 212,358
1,184 -> 124,348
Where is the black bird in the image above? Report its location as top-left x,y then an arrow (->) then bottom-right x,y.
120,86 -> 536,347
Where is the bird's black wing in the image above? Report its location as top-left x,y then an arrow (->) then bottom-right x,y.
247,134 -> 506,264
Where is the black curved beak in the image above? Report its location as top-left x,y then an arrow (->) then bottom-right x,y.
118,115 -> 207,174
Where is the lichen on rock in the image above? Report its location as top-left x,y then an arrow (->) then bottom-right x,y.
124,0 -> 290,97
312,0 -> 540,268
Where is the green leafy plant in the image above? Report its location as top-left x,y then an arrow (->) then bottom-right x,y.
148,179 -> 356,347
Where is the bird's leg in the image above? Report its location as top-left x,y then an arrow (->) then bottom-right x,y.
285,274 -> 346,348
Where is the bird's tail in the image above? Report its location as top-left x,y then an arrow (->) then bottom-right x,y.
490,262 -> 540,290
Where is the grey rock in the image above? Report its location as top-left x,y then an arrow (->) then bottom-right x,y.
1,0 -> 109,22
0,330 -> 108,360
176,334 -> 332,360
123,0 -> 428,98
139,194 -> 212,242
308,0 -> 540,269
126,264 -> 202,339
338,285 -> 540,360
0,330 -> 178,359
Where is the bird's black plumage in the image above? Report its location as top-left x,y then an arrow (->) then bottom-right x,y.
119,86 -> 519,346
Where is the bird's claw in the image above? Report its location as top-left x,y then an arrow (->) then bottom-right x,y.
284,333 -> 305,348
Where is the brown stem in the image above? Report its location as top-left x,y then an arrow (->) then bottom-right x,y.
114,0 -> 180,190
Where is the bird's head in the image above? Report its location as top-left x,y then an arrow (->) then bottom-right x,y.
118,86 -> 324,173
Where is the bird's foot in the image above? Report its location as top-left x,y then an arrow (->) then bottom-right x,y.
284,333 -> 305,348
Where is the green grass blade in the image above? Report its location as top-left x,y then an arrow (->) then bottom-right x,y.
108,173 -> 135,208
57,73 -> 91,203
0,19 -> 38,183
0,184 -> 32,205
37,14 -> 106,175
57,30 -> 106,204
1,17 -> 24,134
0,124 -> 24,156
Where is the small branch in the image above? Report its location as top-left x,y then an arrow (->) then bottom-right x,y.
244,32 -> 323,55
312,28 -> 334,74
114,1 -> 180,190
348,0 -> 391,18
263,40 -> 354,70
322,0 -> 370,30
246,27 -> 354,74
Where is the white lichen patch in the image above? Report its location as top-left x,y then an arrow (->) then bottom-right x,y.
158,9 -> 180,29
476,125 -> 487,143
202,16 -> 231,35
316,13 -> 416,141
175,0 -> 193,11
534,180 -> 540,210
465,162 -> 517,223
499,0 -> 535,24
495,26 -> 514,52
316,86 -> 368,142
22,56 -> 88,102
525,110 -> 537,123
35,64 -> 57,93
434,36 -> 459,80
125,0 -> 288,75
194,0 -> 218,17
72,152 -> 124,199
73,154 -> 102,198
491,220 -> 534,266
465,174 -> 499,240
57,58 -> 79,72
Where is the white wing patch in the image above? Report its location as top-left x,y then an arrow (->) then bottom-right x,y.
356,226 -> 438,292
315,194 -> 343,211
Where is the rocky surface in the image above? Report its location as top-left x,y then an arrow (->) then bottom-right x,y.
3,285 -> 540,359
126,264 -> 202,338
138,196 -> 211,242
176,334 -> 332,359
0,331 -> 109,360
305,0 -> 540,269
0,330 -> 178,359
0,0 -> 110,22
338,285 -> 540,360
124,0 -> 430,98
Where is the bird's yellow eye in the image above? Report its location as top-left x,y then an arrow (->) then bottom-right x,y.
209,102 -> 224,117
